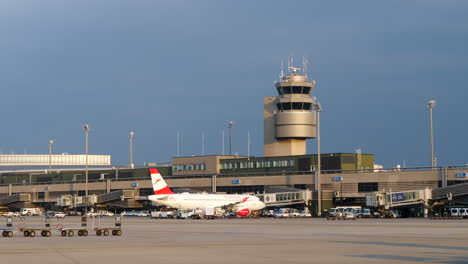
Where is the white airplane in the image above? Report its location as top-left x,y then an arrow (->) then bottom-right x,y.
148,168 -> 266,216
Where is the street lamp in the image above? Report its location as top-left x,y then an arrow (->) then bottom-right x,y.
129,131 -> 135,169
83,124 -> 89,197
228,121 -> 234,156
48,139 -> 54,174
314,102 -> 322,216
427,100 -> 436,168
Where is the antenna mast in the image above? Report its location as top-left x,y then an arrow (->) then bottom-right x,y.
222,129 -> 225,155
177,132 -> 180,157
202,132 -> 205,156
247,131 -> 251,159
303,56 -> 308,78
280,60 -> 284,79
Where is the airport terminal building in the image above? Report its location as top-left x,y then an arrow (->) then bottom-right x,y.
0,66 -> 467,215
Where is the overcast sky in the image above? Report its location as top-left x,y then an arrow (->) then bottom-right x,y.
0,0 -> 467,168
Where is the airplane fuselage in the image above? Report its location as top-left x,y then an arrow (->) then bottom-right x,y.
148,193 -> 265,211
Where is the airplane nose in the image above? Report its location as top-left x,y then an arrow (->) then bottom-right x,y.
259,201 -> 266,209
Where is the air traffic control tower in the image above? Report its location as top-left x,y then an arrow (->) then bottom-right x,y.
264,66 -> 317,157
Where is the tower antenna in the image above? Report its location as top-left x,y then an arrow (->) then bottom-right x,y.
222,129 -> 225,155
177,132 -> 180,157
280,60 -> 284,79
303,56 -> 308,78
247,131 -> 251,160
202,132 -> 205,156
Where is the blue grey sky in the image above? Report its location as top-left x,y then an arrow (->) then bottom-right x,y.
1,0 -> 467,168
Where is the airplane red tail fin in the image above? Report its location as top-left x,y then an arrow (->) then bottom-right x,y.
150,168 -> 174,195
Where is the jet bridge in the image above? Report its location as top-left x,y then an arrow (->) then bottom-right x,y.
432,182 -> 468,201
256,189 -> 312,207
366,188 -> 432,217
56,190 -> 138,208
366,188 -> 432,209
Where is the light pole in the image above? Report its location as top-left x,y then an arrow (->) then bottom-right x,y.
48,139 -> 54,174
427,100 -> 436,168
83,124 -> 89,197
228,121 -> 234,156
129,131 -> 135,168
314,102 -> 322,216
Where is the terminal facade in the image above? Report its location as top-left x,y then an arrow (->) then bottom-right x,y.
0,64 -> 467,215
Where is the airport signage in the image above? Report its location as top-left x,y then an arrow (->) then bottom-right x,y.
232,179 -> 241,184
391,193 -> 405,202
332,176 -> 342,181
455,172 -> 467,178
131,183 -> 138,187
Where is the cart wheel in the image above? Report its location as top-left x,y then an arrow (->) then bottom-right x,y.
68,230 -> 74,237
78,230 -> 83,236
46,231 -> 51,237
82,230 -> 88,236
2,231 -> 6,237
24,231 -> 30,237
96,230 -> 102,236
61,230 -> 67,237
103,230 -> 109,236
41,231 -> 45,237
112,230 -> 116,236
7,231 -> 13,237
29,231 -> 36,237
116,230 -> 122,236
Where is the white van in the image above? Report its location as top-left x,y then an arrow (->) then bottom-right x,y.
20,208 -> 43,216
450,208 -> 468,218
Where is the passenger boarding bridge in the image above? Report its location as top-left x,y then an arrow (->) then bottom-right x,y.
257,189 -> 312,207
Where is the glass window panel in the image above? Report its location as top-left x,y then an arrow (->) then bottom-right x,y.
292,102 -> 303,109
277,87 -> 284,95
292,86 -> 302,93
276,103 -> 283,111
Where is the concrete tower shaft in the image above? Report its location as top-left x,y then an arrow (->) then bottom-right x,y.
264,66 -> 317,157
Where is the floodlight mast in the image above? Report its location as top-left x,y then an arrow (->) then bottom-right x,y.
83,124 -> 89,197
48,140 -> 54,174
427,100 -> 436,168
229,121 -> 234,156
314,102 -> 322,216
129,131 -> 135,168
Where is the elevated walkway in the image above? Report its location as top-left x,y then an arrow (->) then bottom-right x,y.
366,189 -> 432,209
432,182 -> 468,200
0,194 -> 31,206
57,190 -> 137,208
257,189 -> 312,207
97,190 -> 134,203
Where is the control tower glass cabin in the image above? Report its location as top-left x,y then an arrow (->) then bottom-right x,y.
264,67 -> 316,157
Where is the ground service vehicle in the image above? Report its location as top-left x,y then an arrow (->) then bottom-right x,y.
450,208 -> 468,218
45,211 -> 66,218
20,208 -> 43,216
274,208 -> 300,218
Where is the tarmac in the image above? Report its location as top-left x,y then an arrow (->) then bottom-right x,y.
0,216 -> 468,264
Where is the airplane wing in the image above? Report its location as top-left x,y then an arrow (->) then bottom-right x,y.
148,195 -> 170,201
154,196 -> 170,201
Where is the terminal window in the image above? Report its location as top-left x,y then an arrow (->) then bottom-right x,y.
358,182 -> 378,192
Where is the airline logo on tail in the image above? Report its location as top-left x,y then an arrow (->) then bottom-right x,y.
150,168 -> 174,195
